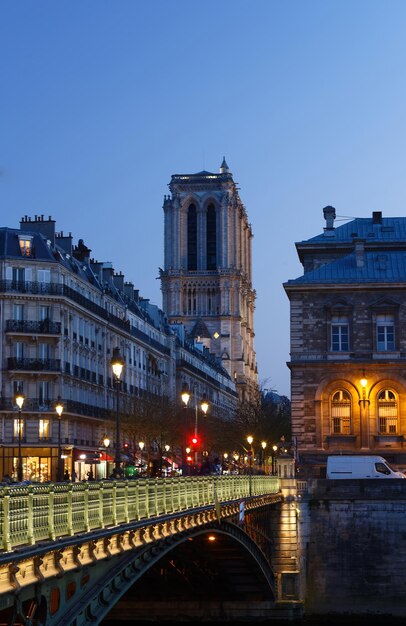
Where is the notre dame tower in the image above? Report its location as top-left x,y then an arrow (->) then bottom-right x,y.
160,158 -> 258,401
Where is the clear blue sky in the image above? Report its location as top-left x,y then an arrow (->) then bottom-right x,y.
2,0 -> 406,397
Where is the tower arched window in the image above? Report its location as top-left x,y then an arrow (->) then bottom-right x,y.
206,204 -> 217,270
331,390 -> 351,434
377,389 -> 398,433
187,204 -> 197,271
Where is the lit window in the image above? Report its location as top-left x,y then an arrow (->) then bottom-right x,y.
18,236 -> 33,257
331,316 -> 349,352
39,419 -> 50,439
331,390 -> 351,434
377,389 -> 398,433
13,418 -> 24,439
376,315 -> 395,351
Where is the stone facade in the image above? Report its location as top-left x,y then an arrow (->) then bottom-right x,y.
284,208 -> 406,475
160,159 -> 258,401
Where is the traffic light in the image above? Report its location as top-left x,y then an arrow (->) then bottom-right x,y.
190,434 -> 200,447
123,442 -> 129,450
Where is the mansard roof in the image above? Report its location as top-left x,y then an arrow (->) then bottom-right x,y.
285,250 -> 406,285
299,216 -> 406,244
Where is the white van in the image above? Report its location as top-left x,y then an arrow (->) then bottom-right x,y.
326,455 -> 406,479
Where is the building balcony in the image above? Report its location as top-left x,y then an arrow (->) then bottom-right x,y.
0,397 -> 112,423
5,320 -> 61,335
7,358 -> 61,372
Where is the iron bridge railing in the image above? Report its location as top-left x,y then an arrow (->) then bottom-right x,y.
0,475 -> 280,552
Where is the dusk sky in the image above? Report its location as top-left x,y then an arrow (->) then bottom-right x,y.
2,0 -> 406,397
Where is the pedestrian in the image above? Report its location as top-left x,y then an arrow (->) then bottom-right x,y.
63,470 -> 70,481
71,469 -> 77,482
87,469 -> 94,481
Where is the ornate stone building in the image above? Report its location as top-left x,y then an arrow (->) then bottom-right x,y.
160,158 -> 258,401
0,215 -> 237,482
284,207 -> 406,476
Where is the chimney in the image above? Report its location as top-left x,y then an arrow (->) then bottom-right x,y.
354,239 -> 365,268
323,205 -> 336,236
73,239 -> 92,263
113,272 -> 125,292
56,231 -> 73,255
372,211 -> 382,224
20,214 -> 56,244
124,281 -> 134,299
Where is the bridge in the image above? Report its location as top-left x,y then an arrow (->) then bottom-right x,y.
0,473 -> 303,625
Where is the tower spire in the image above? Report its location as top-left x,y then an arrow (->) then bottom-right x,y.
219,156 -> 230,174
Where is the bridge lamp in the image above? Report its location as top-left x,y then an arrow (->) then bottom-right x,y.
103,436 -> 110,479
55,396 -> 64,481
111,347 -> 125,476
15,388 -> 25,482
261,441 -> 267,470
139,441 -> 145,475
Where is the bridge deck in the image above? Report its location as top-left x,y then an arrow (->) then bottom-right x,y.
0,475 -> 280,552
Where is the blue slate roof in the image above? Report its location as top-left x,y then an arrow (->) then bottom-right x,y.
285,250 -> 406,285
300,216 -> 406,244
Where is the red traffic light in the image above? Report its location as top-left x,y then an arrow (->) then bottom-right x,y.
123,442 -> 129,449
191,436 -> 198,445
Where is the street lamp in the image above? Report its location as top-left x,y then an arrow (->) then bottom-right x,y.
272,444 -> 278,475
181,383 -> 190,474
15,389 -> 25,482
139,441 -> 145,475
111,346 -> 125,476
103,435 -> 110,479
55,396 -> 64,481
261,441 -> 267,471
247,435 -> 254,496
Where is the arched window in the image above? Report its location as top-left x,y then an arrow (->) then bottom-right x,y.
187,204 -> 197,270
331,390 -> 351,434
377,389 -> 398,433
206,204 -> 217,270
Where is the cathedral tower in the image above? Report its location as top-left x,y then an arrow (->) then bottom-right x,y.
160,158 -> 258,401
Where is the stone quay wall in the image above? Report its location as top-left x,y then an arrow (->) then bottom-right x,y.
299,479 -> 406,617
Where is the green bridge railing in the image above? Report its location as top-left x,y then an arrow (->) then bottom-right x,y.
0,475 -> 280,552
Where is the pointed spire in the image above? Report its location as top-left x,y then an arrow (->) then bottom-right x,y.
219,156 -> 230,174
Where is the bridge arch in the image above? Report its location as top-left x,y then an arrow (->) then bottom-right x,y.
67,522 -> 276,625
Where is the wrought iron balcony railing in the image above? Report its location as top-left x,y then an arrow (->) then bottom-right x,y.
5,320 -> 61,334
7,358 -> 61,372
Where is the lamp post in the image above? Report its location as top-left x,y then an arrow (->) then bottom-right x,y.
261,441 -> 267,472
247,435 -> 253,495
272,444 -> 278,475
139,441 -> 145,475
359,372 -> 370,448
15,389 -> 25,482
111,347 -> 125,476
55,397 -> 64,481
103,436 -> 110,479
181,383 -> 190,474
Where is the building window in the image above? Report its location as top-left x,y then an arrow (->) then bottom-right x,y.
39,419 -> 50,440
13,304 -> 24,321
187,204 -> 197,271
331,316 -> 349,351
331,390 -> 351,434
13,418 -> 24,439
38,269 -> 51,283
18,236 -> 33,257
376,315 -> 395,351
206,203 -> 217,270
377,389 -> 398,433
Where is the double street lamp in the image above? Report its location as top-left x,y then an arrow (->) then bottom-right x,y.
55,397 -> 64,481
15,389 -> 25,482
111,347 -> 125,476
181,383 -> 209,467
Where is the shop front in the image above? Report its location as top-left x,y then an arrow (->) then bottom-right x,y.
72,448 -> 103,481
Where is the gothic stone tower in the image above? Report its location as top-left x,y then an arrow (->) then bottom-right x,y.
160,158 -> 258,401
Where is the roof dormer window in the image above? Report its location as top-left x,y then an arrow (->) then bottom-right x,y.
18,235 -> 33,257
